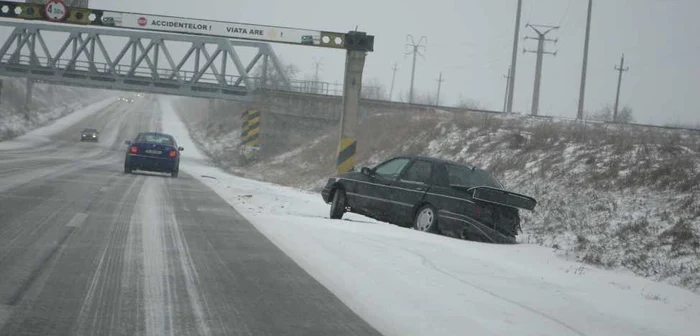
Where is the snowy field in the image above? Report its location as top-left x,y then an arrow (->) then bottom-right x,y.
160,96 -> 700,336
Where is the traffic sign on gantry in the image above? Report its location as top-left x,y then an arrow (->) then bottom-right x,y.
0,0 -> 373,174
0,0 -> 374,52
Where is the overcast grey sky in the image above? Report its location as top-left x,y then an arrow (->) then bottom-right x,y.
90,0 -> 699,125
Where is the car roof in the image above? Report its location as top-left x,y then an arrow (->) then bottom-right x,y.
399,155 -> 479,170
137,132 -> 174,138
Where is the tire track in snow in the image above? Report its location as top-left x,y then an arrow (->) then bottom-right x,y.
139,178 -> 174,336
73,175 -> 142,335
138,178 -> 212,336
165,201 -> 213,336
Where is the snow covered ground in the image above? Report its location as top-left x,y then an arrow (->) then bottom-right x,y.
174,98 -> 700,293
160,96 -> 700,336
0,97 -> 116,151
0,79 -> 110,141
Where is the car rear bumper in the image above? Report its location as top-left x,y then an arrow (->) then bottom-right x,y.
126,154 -> 177,172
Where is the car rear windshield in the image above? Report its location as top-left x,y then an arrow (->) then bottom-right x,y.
446,164 -> 503,189
135,134 -> 174,146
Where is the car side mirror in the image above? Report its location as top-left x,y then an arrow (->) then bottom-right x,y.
178,147 -> 184,151
361,167 -> 373,176
124,140 -> 131,145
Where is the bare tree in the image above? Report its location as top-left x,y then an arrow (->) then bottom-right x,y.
589,105 -> 613,122
616,106 -> 634,123
253,58 -> 299,89
361,77 -> 388,100
456,97 -> 484,110
414,91 -> 436,105
589,104 -> 634,123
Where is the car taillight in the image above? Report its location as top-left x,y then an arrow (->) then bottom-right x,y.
130,146 -> 138,154
168,150 -> 178,158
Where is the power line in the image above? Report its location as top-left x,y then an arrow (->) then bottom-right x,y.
558,0 -> 574,27
405,35 -> 427,105
524,23 -> 559,116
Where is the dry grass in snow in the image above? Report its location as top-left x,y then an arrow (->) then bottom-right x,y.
175,100 -> 700,293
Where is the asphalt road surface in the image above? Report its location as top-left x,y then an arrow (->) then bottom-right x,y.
0,97 -> 380,336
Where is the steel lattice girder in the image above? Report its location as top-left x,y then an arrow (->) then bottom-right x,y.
0,20 -> 291,100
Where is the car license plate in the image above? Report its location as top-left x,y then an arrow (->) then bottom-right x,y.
145,149 -> 162,155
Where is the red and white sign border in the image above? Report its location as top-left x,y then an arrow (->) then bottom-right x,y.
43,0 -> 68,22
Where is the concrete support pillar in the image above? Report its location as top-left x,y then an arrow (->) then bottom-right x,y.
335,50 -> 366,174
24,79 -> 34,117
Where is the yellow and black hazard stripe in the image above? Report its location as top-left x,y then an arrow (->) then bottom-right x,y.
240,109 -> 261,147
336,138 -> 356,174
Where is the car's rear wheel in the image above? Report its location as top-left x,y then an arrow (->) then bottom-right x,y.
330,188 -> 346,219
124,163 -> 132,174
171,168 -> 179,178
414,204 -> 439,233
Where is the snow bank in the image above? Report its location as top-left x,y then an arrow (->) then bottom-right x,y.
160,96 -> 700,336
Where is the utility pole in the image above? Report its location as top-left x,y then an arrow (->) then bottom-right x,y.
613,53 -> 629,122
577,0 -> 593,120
405,35 -> 427,104
506,0 -> 523,113
312,58 -> 323,94
435,72 -> 445,106
524,24 -> 559,116
503,67 -> 511,112
389,63 -> 398,101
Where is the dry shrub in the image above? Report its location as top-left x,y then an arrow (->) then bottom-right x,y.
488,153 -> 530,175
659,218 -> 700,255
506,132 -> 527,149
525,122 -> 561,151
589,156 -> 623,188
648,155 -> 695,190
615,217 -> 651,240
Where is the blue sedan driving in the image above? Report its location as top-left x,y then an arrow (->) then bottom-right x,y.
124,132 -> 183,178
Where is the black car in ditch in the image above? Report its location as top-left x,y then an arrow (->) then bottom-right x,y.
321,156 -> 537,244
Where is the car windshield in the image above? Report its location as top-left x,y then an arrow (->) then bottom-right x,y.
135,133 -> 174,146
446,164 -> 503,189
82,129 -> 97,133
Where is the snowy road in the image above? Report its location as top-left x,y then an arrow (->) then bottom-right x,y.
0,97 -> 379,335
2,95 -> 700,336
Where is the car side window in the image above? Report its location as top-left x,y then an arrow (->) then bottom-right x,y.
374,158 -> 411,180
401,160 -> 433,184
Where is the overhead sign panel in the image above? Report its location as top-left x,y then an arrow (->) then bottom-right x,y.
0,1 -> 373,51
101,12 -> 336,47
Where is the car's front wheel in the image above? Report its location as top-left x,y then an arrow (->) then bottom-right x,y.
330,188 -> 346,219
414,204 -> 439,233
